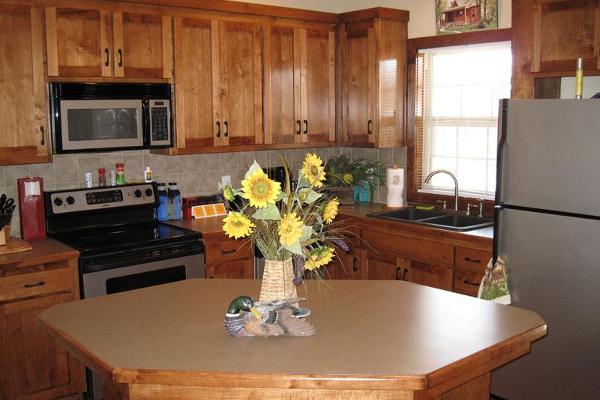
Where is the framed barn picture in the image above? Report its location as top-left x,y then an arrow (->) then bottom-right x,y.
435,0 -> 498,35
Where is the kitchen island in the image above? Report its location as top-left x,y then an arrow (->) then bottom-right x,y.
39,279 -> 546,400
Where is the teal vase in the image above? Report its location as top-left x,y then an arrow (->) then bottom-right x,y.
353,181 -> 370,203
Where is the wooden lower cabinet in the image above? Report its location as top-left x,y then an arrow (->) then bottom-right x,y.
0,248 -> 84,400
205,258 -> 253,279
405,259 -> 453,291
203,234 -> 254,279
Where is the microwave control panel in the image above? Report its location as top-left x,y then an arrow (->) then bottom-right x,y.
149,99 -> 171,146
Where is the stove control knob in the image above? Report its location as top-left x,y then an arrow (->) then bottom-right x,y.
145,188 -> 153,197
54,197 -> 63,207
66,196 -> 75,205
134,189 -> 142,198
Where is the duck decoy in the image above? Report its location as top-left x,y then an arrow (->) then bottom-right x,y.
224,296 -> 315,337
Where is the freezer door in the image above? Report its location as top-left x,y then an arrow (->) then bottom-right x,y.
498,99 -> 600,216
492,208 -> 600,399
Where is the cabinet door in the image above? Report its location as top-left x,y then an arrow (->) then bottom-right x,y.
45,7 -> 112,77
173,17 -> 218,149
365,250 -> 400,280
0,5 -> 50,165
217,21 -> 263,146
0,292 -> 85,399
300,28 -> 335,144
113,12 -> 173,79
206,259 -> 253,279
336,248 -> 362,280
531,0 -> 600,73
263,25 -> 299,145
405,260 -> 453,291
340,21 -> 376,146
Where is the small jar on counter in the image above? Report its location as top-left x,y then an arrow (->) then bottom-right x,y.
116,163 -> 125,185
98,168 -> 106,187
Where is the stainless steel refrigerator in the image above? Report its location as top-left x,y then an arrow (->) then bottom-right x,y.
491,99 -> 600,399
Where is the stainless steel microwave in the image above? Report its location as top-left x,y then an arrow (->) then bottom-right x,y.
50,83 -> 172,153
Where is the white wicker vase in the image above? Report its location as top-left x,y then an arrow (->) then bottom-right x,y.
259,258 -> 297,302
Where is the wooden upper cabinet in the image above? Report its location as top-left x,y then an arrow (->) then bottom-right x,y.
0,4 -> 50,165
173,18 -> 262,150
173,16 -> 217,148
46,6 -> 172,79
531,0 -> 600,73
339,10 -> 408,148
217,20 -> 263,146
264,25 -> 335,146
113,12 -> 173,79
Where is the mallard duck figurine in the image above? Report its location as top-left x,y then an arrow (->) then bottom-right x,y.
224,296 -> 315,337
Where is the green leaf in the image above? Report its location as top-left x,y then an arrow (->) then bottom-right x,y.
300,225 -> 313,242
282,240 -> 303,255
252,203 -> 281,220
244,160 -> 263,180
300,189 -> 322,204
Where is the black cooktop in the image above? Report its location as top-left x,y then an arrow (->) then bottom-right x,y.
55,223 -> 201,256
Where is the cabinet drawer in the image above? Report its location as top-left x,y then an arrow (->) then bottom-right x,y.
454,270 -> 484,297
455,247 -> 491,274
364,229 -> 454,265
204,236 -> 253,264
0,266 -> 75,303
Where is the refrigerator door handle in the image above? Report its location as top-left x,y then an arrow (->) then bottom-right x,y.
495,99 -> 509,206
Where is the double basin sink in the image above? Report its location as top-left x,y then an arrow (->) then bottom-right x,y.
368,207 -> 493,232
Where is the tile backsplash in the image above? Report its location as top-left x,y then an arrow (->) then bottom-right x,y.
2,146 -> 406,237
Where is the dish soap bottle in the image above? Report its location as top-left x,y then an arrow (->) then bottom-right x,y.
157,183 -> 169,222
167,182 -> 182,220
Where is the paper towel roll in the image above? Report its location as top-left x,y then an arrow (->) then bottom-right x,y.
386,167 -> 405,208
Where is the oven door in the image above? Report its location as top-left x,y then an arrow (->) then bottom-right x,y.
81,252 -> 204,299
58,99 -> 144,151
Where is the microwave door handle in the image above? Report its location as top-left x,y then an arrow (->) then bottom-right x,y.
142,100 -> 150,147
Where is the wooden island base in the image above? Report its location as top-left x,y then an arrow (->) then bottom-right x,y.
39,280 -> 546,400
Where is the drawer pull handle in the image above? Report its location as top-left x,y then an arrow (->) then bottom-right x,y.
296,120 -> 301,134
24,281 -> 46,288
395,267 -> 404,280
118,48 -> 123,67
464,257 -> 481,263
222,249 -> 237,255
104,48 -> 109,66
216,121 -> 221,138
463,279 -> 480,287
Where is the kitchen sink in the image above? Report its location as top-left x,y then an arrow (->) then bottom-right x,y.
368,207 -> 493,231
419,214 -> 494,231
369,207 -> 446,221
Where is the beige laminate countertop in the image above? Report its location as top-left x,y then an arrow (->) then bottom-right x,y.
39,279 -> 545,393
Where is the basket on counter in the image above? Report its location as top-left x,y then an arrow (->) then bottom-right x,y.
324,186 -> 354,206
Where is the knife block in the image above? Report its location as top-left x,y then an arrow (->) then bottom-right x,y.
0,225 -> 9,245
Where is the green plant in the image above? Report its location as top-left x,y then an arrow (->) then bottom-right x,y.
325,155 -> 386,198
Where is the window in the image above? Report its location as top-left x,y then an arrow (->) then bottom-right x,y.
415,41 -> 511,199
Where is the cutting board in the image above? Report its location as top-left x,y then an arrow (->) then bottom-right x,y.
0,237 -> 32,255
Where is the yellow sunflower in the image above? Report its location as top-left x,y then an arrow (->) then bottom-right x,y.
322,198 -> 339,224
222,212 -> 255,239
305,247 -> 335,271
278,212 -> 303,246
241,169 -> 281,208
300,153 -> 326,188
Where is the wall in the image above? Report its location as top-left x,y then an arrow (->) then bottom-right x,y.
3,147 -> 406,236
231,0 -> 512,38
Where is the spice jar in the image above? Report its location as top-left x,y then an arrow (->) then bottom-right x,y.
116,163 -> 125,185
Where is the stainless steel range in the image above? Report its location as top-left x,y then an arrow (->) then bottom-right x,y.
45,182 -> 204,399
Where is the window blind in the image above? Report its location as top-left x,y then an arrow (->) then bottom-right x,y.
415,41 -> 511,199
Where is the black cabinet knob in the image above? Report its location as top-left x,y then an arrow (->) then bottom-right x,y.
66,196 -> 75,205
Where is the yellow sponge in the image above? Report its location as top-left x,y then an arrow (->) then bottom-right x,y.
415,204 -> 435,210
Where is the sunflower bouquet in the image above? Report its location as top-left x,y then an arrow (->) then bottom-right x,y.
221,153 -> 347,288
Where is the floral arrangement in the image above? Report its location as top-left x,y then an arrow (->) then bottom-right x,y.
221,153 -> 347,282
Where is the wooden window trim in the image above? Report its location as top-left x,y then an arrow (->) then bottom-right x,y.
406,28 -> 512,217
